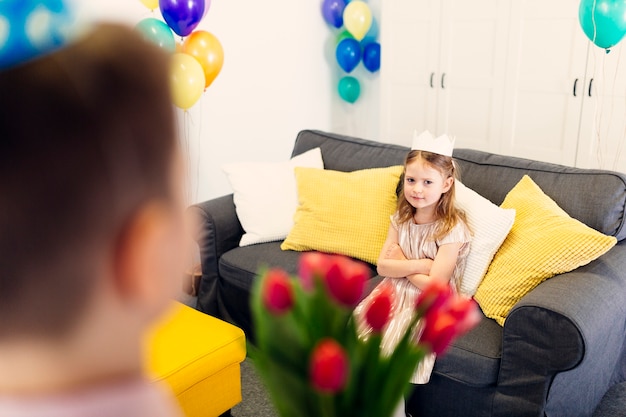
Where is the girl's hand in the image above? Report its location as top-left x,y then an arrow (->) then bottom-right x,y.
385,243 -> 407,261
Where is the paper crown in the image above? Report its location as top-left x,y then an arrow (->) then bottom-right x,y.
411,130 -> 455,157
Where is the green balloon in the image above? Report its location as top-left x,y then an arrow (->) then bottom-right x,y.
136,18 -> 176,53
579,0 -> 626,50
336,29 -> 354,46
338,76 -> 361,103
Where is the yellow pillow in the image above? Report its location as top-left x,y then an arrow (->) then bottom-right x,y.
474,175 -> 617,326
281,165 -> 404,265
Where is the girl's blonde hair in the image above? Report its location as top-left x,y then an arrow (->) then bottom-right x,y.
396,150 -> 467,242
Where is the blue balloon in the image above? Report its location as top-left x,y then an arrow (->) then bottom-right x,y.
136,18 -> 176,53
579,0 -> 626,50
362,42 -> 380,72
159,0 -> 205,37
321,0 -> 346,28
0,0 -> 73,69
336,38 -> 361,73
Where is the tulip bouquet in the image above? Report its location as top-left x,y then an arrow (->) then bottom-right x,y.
250,253 -> 480,417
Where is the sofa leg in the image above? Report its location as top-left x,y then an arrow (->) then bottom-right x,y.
219,410 -> 232,417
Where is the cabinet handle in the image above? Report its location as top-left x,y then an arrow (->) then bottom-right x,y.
430,72 -> 434,88
573,78 -> 578,97
441,73 -> 446,89
588,78 -> 594,97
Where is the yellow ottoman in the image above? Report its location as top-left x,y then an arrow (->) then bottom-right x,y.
144,302 -> 247,417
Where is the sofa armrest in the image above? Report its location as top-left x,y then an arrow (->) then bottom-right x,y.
188,194 -> 244,316
493,242 -> 626,417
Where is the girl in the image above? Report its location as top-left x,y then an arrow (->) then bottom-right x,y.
354,132 -> 471,416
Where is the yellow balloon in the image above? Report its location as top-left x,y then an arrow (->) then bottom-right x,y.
170,53 -> 205,110
183,31 -> 224,89
140,0 -> 159,10
343,1 -> 372,41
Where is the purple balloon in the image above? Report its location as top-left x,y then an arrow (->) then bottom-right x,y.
202,0 -> 211,19
322,0 -> 346,28
159,0 -> 205,37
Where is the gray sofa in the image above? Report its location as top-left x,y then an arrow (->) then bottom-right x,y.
190,130 -> 626,417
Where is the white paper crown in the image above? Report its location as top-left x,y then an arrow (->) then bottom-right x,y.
411,130 -> 455,157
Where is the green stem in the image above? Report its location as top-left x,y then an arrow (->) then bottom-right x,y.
320,394 -> 337,417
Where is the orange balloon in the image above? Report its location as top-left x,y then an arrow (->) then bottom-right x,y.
183,31 -> 224,89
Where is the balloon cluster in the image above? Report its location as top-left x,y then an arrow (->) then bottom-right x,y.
579,0 -> 626,52
322,0 -> 380,104
136,0 -> 223,110
0,0 -> 74,69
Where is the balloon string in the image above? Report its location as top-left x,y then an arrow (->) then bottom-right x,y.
592,45 -> 604,168
183,109 -> 192,204
196,93 -> 203,202
611,46 -> 623,170
591,0 -> 598,46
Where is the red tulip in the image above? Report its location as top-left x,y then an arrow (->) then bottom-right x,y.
446,297 -> 482,335
418,285 -> 481,355
298,252 -> 331,290
310,338 -> 349,393
415,280 -> 452,313
324,255 -> 369,307
364,283 -> 394,332
262,268 -> 294,315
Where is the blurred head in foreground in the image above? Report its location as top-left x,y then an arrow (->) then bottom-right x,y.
0,23 -> 186,406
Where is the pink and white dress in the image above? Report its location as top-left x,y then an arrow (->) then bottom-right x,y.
355,213 -> 471,384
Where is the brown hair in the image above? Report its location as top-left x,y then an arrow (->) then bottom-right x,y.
396,150 -> 467,241
0,25 -> 176,338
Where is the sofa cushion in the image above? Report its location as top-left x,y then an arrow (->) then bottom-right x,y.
433,311 -> 503,387
222,147 -> 324,246
292,130 -> 408,172
475,175 -> 617,326
220,242 -> 378,292
281,165 -> 403,265
455,181 -> 515,296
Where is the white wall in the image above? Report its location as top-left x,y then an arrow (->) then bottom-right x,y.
79,0 -> 380,202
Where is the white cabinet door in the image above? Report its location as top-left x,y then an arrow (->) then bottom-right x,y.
381,0 -> 510,150
576,43 -> 626,172
436,0 -> 510,153
500,0 -> 590,165
380,0 -> 441,145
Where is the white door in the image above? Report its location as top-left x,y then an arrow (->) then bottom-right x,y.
436,0 -> 510,153
501,0 -> 590,165
380,0 -> 441,146
576,42 -> 626,172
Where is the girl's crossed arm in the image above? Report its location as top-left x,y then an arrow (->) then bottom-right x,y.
406,242 -> 463,290
376,224 -> 432,278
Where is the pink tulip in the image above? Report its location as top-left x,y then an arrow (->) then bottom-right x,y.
310,338 -> 349,393
262,268 -> 294,315
364,283 -> 394,332
298,252 -> 332,290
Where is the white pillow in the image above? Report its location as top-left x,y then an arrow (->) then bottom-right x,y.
455,181 -> 516,296
222,148 -> 324,246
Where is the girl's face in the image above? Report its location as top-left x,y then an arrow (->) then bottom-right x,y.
404,159 -> 453,215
